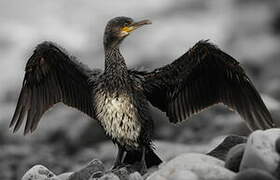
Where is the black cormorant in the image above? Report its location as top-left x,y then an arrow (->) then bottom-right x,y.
10,16 -> 276,171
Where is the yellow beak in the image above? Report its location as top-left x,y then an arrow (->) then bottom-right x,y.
121,19 -> 152,34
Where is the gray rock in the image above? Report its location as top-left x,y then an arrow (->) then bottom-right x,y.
69,159 -> 105,180
22,165 -> 58,180
165,153 -> 225,167
240,129 -> 280,174
225,143 -> 246,172
90,170 -> 104,179
275,136 -> 280,154
112,167 -> 129,180
234,168 -> 277,180
171,170 -> 199,180
207,135 -> 247,161
147,169 -> 198,180
142,166 -> 158,179
128,172 -> 143,180
98,173 -> 120,180
147,153 -> 235,180
57,172 -> 73,180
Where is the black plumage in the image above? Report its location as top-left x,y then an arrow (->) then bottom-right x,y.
10,16 -> 276,171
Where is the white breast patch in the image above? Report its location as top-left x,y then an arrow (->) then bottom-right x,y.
95,92 -> 141,148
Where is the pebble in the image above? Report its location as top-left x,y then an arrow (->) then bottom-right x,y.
57,172 -> 73,180
98,173 -> 120,180
22,165 -> 58,180
128,172 -> 143,180
112,167 -> 129,180
225,143 -> 246,172
207,135 -> 247,161
275,136 -> 280,154
147,169 -> 198,180
147,153 -> 235,180
234,168 -> 277,180
69,159 -> 105,180
240,129 -> 280,174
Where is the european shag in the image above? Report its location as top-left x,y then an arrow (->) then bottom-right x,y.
10,16 -> 276,171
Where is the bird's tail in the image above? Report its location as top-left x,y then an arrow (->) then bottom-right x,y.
123,147 -> 162,168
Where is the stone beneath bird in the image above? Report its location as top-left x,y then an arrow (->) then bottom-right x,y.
147,153 -> 235,180
128,172 -> 143,180
22,165 -> 58,180
57,172 -> 73,180
10,16 -> 276,172
225,143 -> 246,172
98,173 -> 120,180
234,168 -> 277,180
147,169 -> 199,180
275,136 -> 280,154
207,135 -> 247,161
69,159 -> 105,180
240,129 -> 280,176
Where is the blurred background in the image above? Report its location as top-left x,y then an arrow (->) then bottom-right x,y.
1,0 -> 280,179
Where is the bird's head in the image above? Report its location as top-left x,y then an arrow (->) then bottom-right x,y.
103,16 -> 152,49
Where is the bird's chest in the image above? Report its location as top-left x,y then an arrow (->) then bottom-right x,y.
94,90 -> 141,148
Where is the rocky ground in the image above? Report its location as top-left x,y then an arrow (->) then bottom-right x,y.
21,130 -> 280,180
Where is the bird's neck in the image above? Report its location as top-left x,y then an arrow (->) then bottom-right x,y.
104,47 -> 128,77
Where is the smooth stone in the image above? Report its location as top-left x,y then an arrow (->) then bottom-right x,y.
69,159 -> 105,180
275,136 -> 280,154
147,153 -> 235,180
112,167 -> 129,180
234,168 -> 277,180
225,143 -> 246,172
240,129 -> 280,174
90,170 -> 104,179
98,173 -> 120,180
164,153 -> 225,167
22,165 -> 58,180
147,169 -> 198,180
207,135 -> 247,161
170,170 -> 199,180
57,172 -> 73,180
128,172 -> 143,180
142,166 -> 159,179
146,174 -> 167,180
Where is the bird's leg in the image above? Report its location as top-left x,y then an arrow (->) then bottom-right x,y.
112,145 -> 126,169
139,146 -> 148,174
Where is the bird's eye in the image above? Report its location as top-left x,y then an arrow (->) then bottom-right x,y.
124,22 -> 129,27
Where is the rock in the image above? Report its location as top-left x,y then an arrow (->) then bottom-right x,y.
57,172 -> 73,180
146,174 -> 167,180
275,136 -> 280,154
98,173 -> 120,180
22,165 -> 58,180
112,167 -> 129,180
147,153 -> 235,180
207,135 -> 247,161
239,129 -> 280,174
142,166 -> 159,179
165,153 -> 225,167
147,169 -> 198,180
170,170 -> 199,180
225,143 -> 246,172
90,170 -> 104,179
128,172 -> 143,180
234,168 -> 277,180
69,159 -> 105,180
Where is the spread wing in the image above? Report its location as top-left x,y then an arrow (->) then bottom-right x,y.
141,40 -> 275,130
10,42 -> 101,134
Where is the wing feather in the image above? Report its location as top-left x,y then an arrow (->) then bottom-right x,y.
10,41 -> 101,134
141,40 -> 276,130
